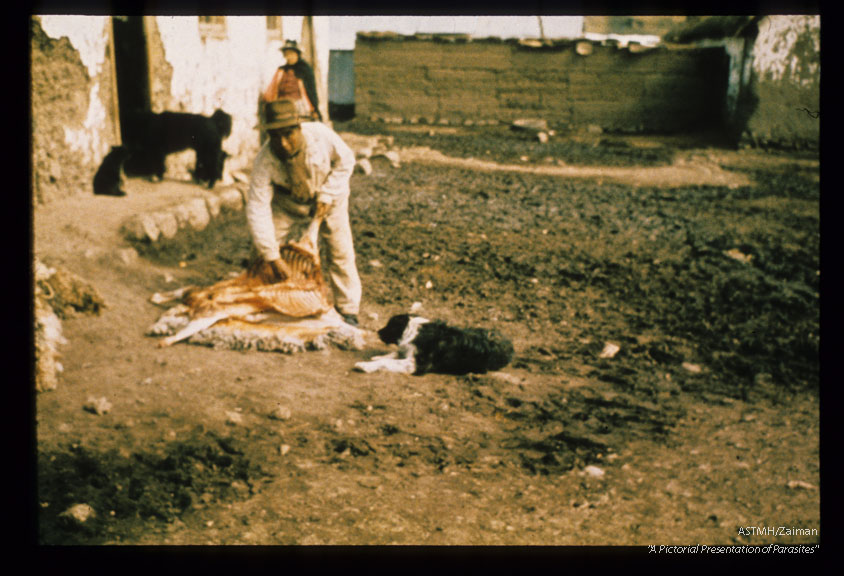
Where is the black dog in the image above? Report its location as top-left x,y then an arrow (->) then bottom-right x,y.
122,108 -> 232,188
93,146 -> 131,196
190,148 -> 229,186
354,314 -> 514,375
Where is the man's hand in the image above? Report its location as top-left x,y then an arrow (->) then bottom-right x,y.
311,201 -> 330,221
269,258 -> 293,282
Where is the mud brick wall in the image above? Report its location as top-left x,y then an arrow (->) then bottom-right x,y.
31,17 -> 119,204
744,15 -> 820,149
354,37 -> 730,133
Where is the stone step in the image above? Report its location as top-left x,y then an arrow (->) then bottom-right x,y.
121,186 -> 246,243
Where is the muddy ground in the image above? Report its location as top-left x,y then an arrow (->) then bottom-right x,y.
34,124 -> 820,548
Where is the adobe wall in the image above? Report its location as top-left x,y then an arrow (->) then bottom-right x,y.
354,36 -> 729,133
145,16 -> 282,176
30,16 -> 305,205
30,16 -> 118,205
582,16 -> 689,37
744,15 -> 820,149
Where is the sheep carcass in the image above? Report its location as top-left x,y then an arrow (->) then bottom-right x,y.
153,236 -> 332,348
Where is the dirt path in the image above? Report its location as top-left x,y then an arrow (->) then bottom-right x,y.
34,135 -> 820,547
399,146 -> 754,189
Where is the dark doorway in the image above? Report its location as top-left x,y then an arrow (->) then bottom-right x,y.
112,16 -> 151,145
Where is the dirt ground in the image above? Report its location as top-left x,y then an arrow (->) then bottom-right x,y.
33,124 -> 820,549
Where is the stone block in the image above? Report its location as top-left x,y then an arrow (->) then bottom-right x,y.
172,204 -> 190,228
205,194 -> 221,219
219,188 -> 245,211
117,247 -> 139,265
355,158 -> 373,175
122,214 -> 160,242
371,151 -> 400,169
153,211 -> 180,239
185,198 -> 211,231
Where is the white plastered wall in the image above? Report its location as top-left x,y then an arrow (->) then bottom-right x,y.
152,16 -> 331,177
752,15 -> 820,86
38,16 -> 113,166
153,16 -> 273,176
745,15 -> 820,146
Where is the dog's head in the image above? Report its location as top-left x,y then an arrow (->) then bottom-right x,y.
211,109 -> 233,139
378,314 -> 413,345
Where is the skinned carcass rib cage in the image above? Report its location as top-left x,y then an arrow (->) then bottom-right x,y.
183,242 -> 332,319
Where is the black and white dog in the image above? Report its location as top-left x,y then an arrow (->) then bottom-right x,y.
354,314 -> 514,375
